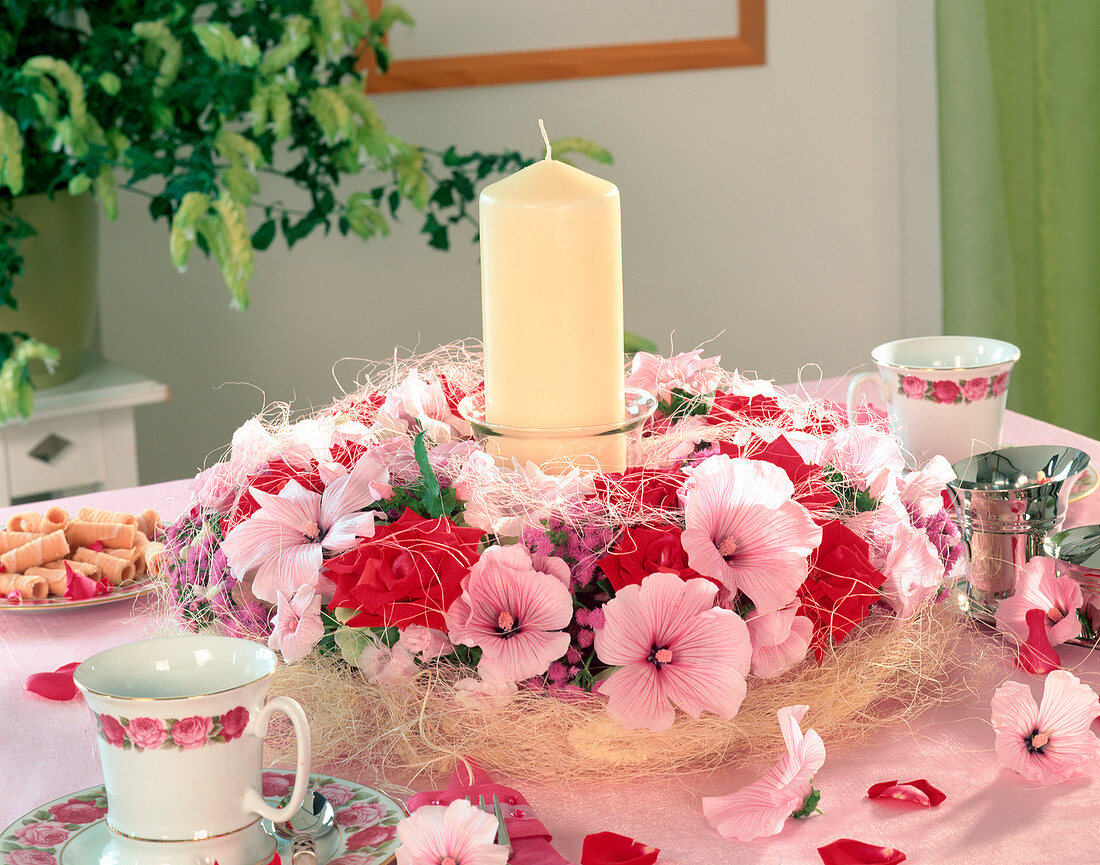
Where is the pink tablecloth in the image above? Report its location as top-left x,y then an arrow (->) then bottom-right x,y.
3,411 -> 1100,864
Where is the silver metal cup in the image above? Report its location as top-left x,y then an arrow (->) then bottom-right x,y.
947,445 -> 1090,619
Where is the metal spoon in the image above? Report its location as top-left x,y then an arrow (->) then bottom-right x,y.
262,791 -> 337,865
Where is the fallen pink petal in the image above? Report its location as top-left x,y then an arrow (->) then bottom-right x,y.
580,831 -> 660,865
24,662 -> 81,701
817,838 -> 907,865
866,779 -> 946,807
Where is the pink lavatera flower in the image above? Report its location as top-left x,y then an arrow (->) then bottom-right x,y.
396,799 -> 509,865
221,453 -> 390,603
702,704 -> 826,841
995,557 -> 1083,648
745,603 -> 813,678
681,454 -> 822,613
991,670 -> 1100,784
897,455 -> 955,518
268,584 -> 324,663
877,521 -> 942,620
594,571 -> 752,732
446,544 -> 573,682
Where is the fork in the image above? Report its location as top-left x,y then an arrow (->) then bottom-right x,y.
464,793 -> 512,854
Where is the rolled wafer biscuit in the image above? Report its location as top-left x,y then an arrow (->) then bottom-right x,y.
42,506 -> 69,534
0,531 -> 44,555
7,512 -> 43,533
0,530 -> 69,573
106,548 -> 139,563
76,507 -> 137,527
143,542 -> 168,580
26,566 -> 69,596
64,520 -> 135,550
73,548 -> 134,585
44,559 -> 99,580
135,509 -> 160,539
0,572 -> 48,599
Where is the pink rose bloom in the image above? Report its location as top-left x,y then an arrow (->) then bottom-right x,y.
171,715 -> 214,750
219,706 -> 249,741
314,782 -> 357,807
262,772 -> 296,798
625,349 -> 722,403
991,371 -> 1010,396
98,713 -> 126,747
932,379 -> 960,404
336,801 -> 390,828
346,825 -> 397,850
900,375 -> 926,399
14,823 -> 70,847
191,462 -> 237,510
395,624 -> 453,660
5,851 -> 57,865
48,799 -> 106,824
125,717 -> 167,750
960,376 -> 990,401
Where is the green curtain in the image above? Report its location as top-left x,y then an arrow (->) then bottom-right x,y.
936,0 -> 1100,435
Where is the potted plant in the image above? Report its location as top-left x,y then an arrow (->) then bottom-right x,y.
0,0 -> 611,419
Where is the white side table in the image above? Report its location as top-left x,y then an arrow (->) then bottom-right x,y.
0,359 -> 170,506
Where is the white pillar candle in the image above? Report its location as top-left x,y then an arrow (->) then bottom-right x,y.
478,123 -> 626,472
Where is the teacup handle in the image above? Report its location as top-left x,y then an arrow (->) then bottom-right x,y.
846,371 -> 889,425
242,696 -> 312,822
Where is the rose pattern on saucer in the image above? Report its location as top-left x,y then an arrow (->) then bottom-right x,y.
93,707 -> 249,751
2,776 -> 402,865
898,371 -> 1010,404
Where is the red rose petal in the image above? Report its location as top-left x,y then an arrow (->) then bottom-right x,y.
818,839 -> 906,865
1016,608 -> 1061,675
867,779 -> 946,807
88,541 -> 105,553
24,662 -> 82,701
581,831 -> 660,865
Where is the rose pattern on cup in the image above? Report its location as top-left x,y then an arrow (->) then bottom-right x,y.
4,778 -> 402,865
94,707 -> 248,751
898,371 -> 1010,404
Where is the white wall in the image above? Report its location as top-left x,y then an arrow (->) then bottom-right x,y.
97,0 -> 941,485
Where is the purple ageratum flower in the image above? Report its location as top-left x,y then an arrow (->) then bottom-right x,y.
520,501 -> 616,590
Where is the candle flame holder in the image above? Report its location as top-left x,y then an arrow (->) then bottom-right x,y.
458,387 -> 657,473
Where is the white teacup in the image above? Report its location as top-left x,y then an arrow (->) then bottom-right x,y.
74,635 -> 311,865
846,335 -> 1020,466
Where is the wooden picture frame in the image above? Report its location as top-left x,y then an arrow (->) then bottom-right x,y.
361,1 -> 765,92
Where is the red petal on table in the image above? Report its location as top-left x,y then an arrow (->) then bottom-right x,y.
6,590 -> 21,604
88,541 -> 105,553
64,563 -> 100,601
24,662 -> 82,701
1016,608 -> 1061,675
818,839 -> 906,865
867,779 -> 946,807
581,831 -> 660,865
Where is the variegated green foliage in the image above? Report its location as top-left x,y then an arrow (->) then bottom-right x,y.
0,0 -> 610,417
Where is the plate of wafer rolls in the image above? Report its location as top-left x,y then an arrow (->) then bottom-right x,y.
0,505 -> 167,609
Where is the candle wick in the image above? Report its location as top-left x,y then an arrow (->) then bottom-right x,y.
538,118 -> 551,160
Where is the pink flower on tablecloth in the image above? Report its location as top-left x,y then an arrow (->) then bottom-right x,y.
171,715 -> 214,749
47,798 -> 106,824
346,824 -> 397,850
900,376 -> 925,399
681,454 -> 821,614
395,799 -> 508,865
220,706 -> 249,741
98,713 -> 126,747
314,782 -> 356,807
336,801 -> 390,828
960,377 -> 989,401
991,371 -> 1010,396
4,851 -> 57,865
14,822 -> 70,847
702,705 -> 826,841
262,772 -> 296,798
594,572 -> 752,732
446,544 -> 572,683
991,670 -> 1100,784
931,380 -> 960,404
994,557 -> 1083,649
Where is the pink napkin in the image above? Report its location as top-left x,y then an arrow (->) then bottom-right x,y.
406,759 -> 573,864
